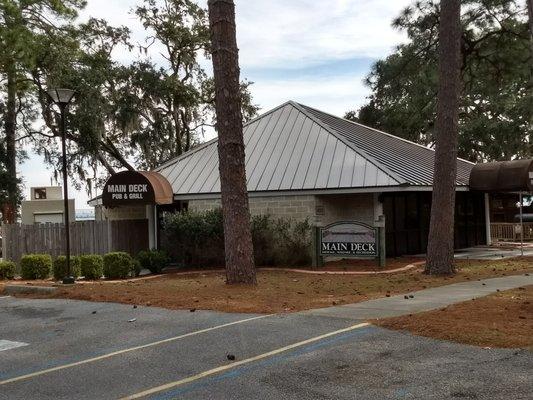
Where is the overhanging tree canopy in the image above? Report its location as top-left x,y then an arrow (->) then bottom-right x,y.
347,0 -> 532,163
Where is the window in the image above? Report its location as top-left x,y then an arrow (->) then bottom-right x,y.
34,188 -> 47,200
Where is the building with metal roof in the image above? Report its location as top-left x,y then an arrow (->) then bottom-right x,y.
87,101 -> 533,258
155,101 -> 474,197
149,101 -> 486,256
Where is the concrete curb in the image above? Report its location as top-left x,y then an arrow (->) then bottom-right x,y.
4,285 -> 58,295
1,262 -> 424,290
260,262 -> 424,275
84,262 -> 424,283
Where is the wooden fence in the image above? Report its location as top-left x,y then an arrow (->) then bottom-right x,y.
1,219 -> 149,263
490,222 -> 533,242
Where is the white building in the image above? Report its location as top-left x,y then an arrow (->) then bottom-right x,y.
21,186 -> 75,225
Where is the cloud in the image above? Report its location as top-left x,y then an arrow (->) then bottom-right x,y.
233,0 -> 411,68
81,0 -> 410,69
251,68 -> 370,116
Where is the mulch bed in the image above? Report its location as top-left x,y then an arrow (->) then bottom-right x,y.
6,257 -> 532,314
374,286 -> 533,349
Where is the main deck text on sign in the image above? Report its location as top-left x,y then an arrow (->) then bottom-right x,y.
320,221 -> 378,257
107,184 -> 149,200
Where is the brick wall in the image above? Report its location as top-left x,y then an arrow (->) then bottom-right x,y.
95,193 -> 378,226
249,195 -> 316,220
187,199 -> 222,213
188,193 -> 378,225
189,195 -> 316,221
316,193 -> 375,226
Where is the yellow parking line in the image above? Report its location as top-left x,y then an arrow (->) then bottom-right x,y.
120,322 -> 371,400
0,314 -> 271,386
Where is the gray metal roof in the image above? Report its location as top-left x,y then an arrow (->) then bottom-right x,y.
155,101 -> 473,196
297,103 -> 474,186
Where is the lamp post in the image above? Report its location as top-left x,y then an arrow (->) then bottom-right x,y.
47,88 -> 76,284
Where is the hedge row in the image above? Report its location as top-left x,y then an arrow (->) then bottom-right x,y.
160,209 -> 312,267
3,250 -> 170,281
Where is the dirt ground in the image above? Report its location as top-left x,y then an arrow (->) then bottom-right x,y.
5,256 -> 532,314
375,286 -> 533,349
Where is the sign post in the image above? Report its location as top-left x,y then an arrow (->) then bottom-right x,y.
375,215 -> 386,268
519,192 -> 524,257
318,220 -> 385,267
312,225 -> 323,268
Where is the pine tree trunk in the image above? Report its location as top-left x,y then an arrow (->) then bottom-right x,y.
207,0 -> 256,284
527,0 -> 533,57
527,0 -> 533,117
425,0 -> 462,275
3,64 -> 17,224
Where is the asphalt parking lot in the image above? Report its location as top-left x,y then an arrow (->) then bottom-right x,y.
1,277 -> 532,400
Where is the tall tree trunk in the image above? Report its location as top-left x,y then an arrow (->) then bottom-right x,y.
208,0 -> 256,284
425,0 -> 462,275
527,0 -> 533,135
527,0 -> 533,66
2,64 -> 17,224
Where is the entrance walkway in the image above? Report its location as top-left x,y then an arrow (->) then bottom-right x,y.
305,273 -> 533,320
454,245 -> 533,260
413,245 -> 533,260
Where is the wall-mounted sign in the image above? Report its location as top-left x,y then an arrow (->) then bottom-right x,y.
320,221 -> 378,257
102,171 -> 173,207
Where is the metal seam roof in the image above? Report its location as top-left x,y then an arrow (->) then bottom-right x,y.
289,101 -> 407,186
155,101 -> 473,196
295,103 -> 473,186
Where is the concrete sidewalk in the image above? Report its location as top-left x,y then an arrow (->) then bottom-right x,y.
305,273 -> 533,320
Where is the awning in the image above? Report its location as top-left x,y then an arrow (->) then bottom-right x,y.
102,170 -> 174,207
469,159 -> 533,192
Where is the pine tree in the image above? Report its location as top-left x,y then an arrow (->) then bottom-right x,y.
426,0 -> 462,275
207,0 -> 256,284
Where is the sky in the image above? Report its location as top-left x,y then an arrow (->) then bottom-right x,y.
19,0 -> 412,208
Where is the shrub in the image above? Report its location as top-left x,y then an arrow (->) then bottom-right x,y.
20,254 -> 52,280
132,259 -> 142,277
136,249 -> 170,274
160,209 -> 225,266
252,215 -> 312,266
103,252 -> 135,279
251,215 -> 277,266
160,210 -> 312,268
0,261 -> 16,280
52,256 -> 81,281
273,218 -> 313,266
79,255 -> 103,280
